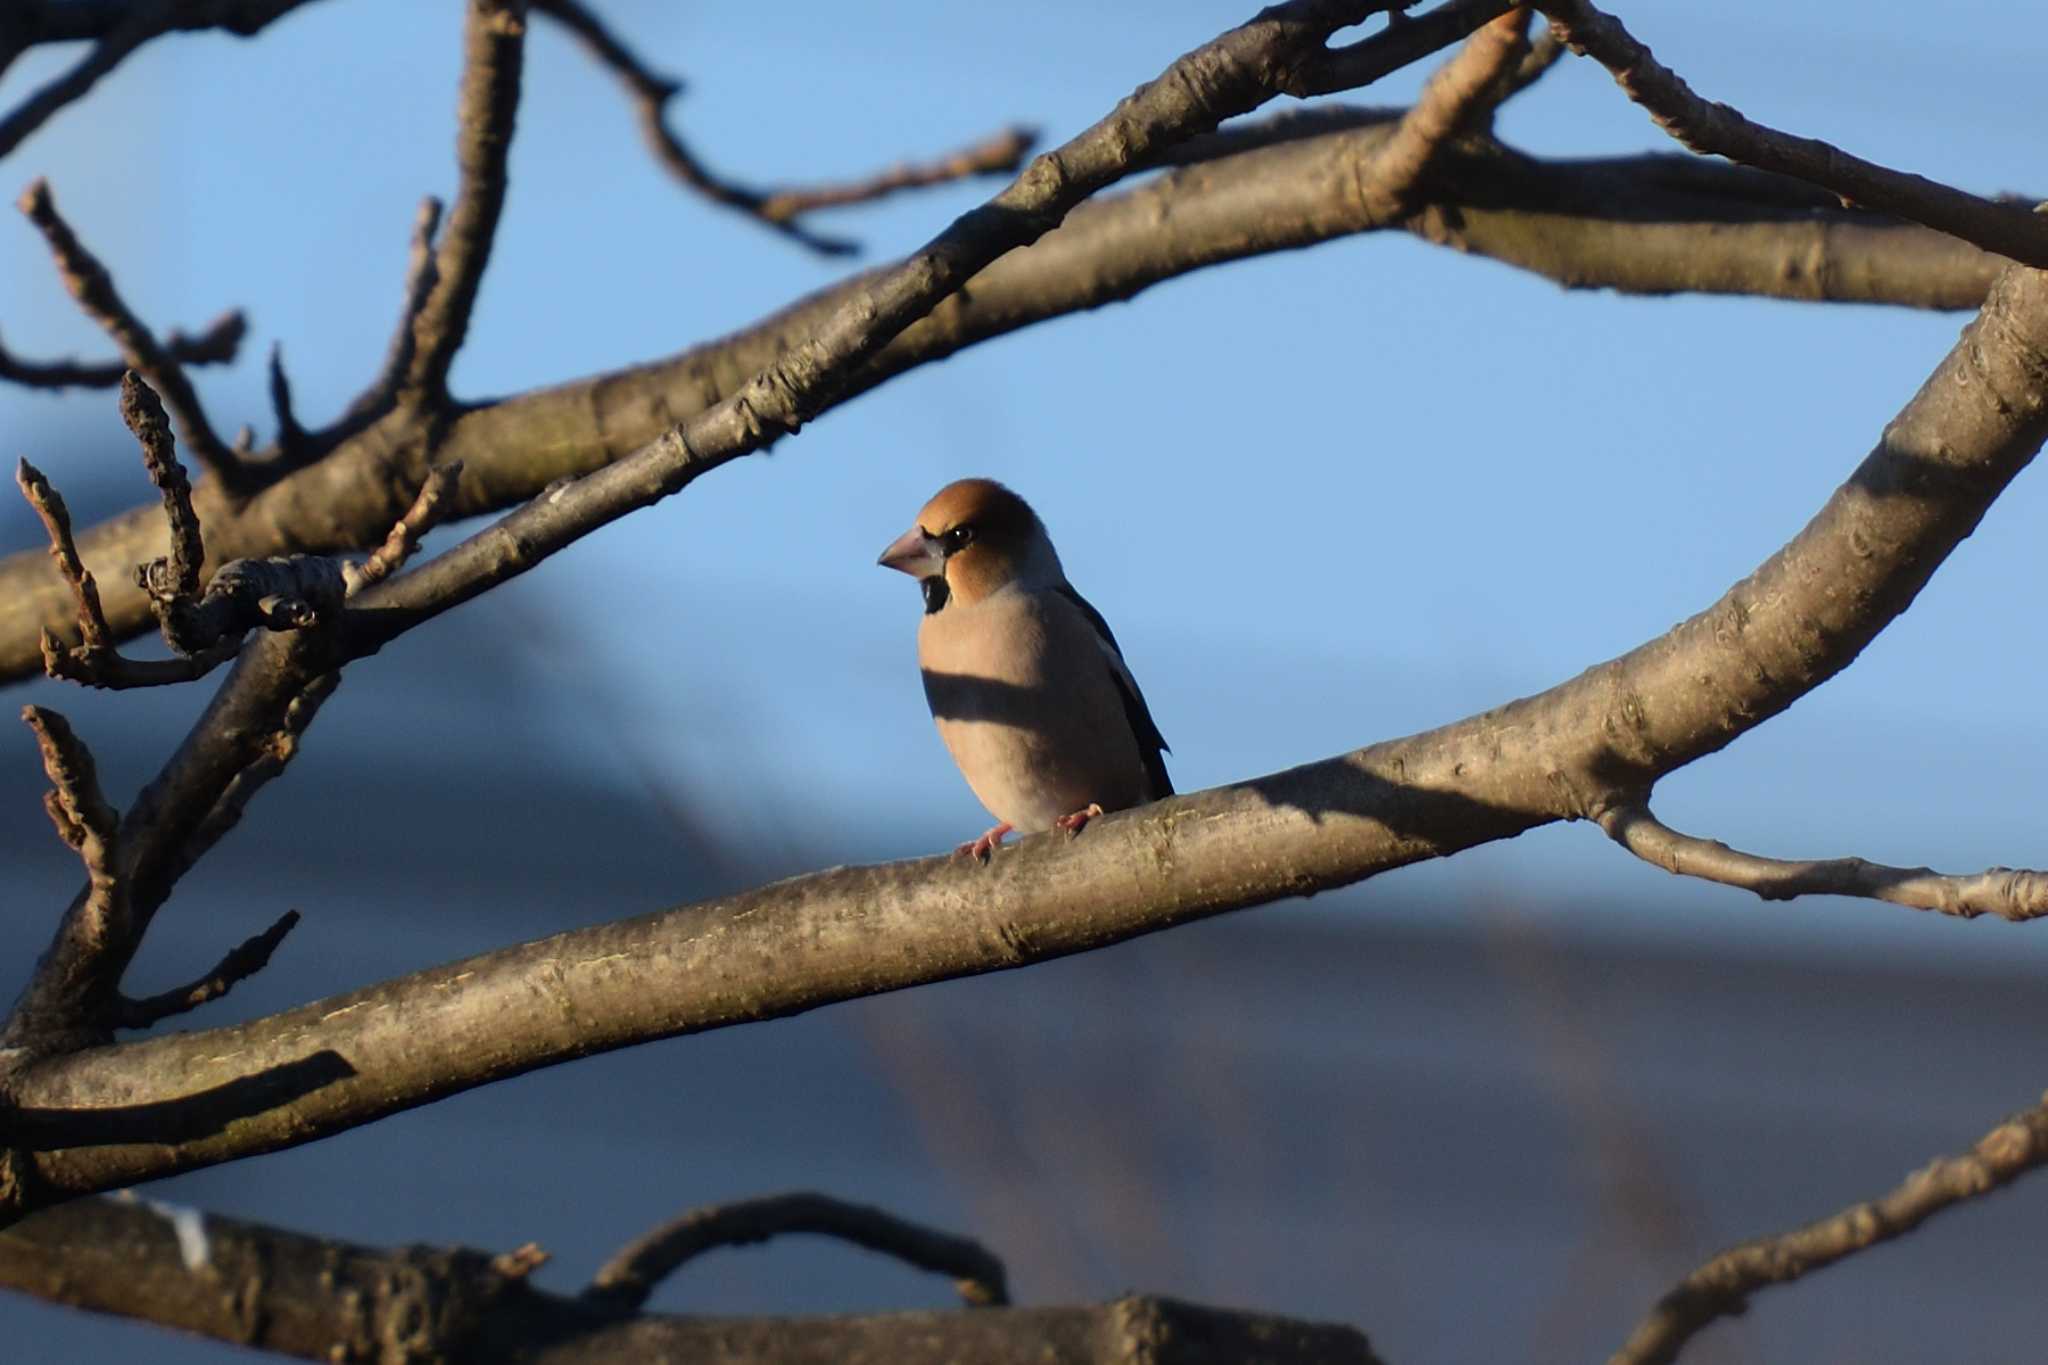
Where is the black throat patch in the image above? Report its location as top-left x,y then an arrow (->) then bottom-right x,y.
921,576 -> 950,615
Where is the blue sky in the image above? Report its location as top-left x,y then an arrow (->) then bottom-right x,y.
3,0 -> 2045,967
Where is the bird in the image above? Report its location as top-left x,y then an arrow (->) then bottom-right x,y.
878,477 -> 1172,860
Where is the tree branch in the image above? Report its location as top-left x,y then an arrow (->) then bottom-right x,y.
1614,1098 -> 2048,1365
0,2 -> 327,159
0,110 -> 2006,686
401,0 -> 527,409
1532,0 -> 2048,268
585,1192 -> 1010,1312
110,909 -> 300,1030
16,181 -> 241,483
0,311 -> 244,391
531,0 -> 1036,257
4,254 -> 2045,1209
1359,7 -> 1529,219
0,1195 -> 1380,1364
1596,801 -> 2048,921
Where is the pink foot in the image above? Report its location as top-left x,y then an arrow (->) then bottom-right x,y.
955,822 -> 1013,862
1053,803 -> 1105,838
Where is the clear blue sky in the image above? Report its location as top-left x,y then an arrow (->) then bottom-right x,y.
2,0 -> 2043,967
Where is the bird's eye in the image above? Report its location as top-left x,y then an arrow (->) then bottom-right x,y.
942,525 -> 976,553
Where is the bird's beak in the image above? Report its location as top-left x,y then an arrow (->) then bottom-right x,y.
877,526 -> 944,579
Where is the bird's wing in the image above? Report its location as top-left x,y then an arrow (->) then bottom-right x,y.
1053,585 -> 1173,799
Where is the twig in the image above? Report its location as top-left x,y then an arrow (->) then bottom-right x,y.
1532,0 -> 2048,269
532,0 -> 1036,256
1613,1098 -> 2048,1365
403,0 -> 526,408
110,910 -> 301,1029
266,343 -> 306,455
0,311 -> 245,391
21,705 -> 120,952
1496,17 -> 1565,105
0,1 -> 324,160
341,463 -> 465,594
16,459 -> 112,655
584,1193 -> 1010,1310
1596,801 -> 2048,922
125,372 -> 206,611
16,180 -> 241,483
1359,7 -> 1530,218
336,196 -> 443,431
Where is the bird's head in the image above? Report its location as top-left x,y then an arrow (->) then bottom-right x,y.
878,478 -> 1062,613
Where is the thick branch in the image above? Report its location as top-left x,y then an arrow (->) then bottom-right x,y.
1598,802 -> 2048,921
1614,1099 -> 2048,1365
586,1193 -> 1010,1311
0,114 -> 2001,685
532,0 -> 1035,256
402,0 -> 526,407
1533,0 -> 2048,268
0,311 -> 244,391
5,256 -> 2046,1207
16,181 -> 238,479
0,1196 -> 1379,1365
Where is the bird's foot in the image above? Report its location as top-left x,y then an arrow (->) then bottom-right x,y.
954,823 -> 1013,863
1054,803 -> 1105,838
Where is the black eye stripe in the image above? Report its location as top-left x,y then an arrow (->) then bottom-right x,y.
941,524 -> 976,553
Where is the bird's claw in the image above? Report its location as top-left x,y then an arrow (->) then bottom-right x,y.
954,823 -> 1013,863
1054,803 -> 1105,838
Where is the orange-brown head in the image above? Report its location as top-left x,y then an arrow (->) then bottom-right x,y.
878,478 -> 1063,611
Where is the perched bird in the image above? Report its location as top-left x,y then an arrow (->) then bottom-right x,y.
878,478 -> 1172,859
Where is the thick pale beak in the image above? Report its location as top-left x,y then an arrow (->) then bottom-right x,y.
877,525 -> 944,579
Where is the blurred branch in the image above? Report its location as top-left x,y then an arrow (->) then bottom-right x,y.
0,311 -> 244,390
0,1196 -> 1380,1364
532,0 -> 1036,257
0,1 -> 328,160
0,111 -> 2005,685
5,255 -> 2047,1213
1533,0 -> 2048,267
16,181 -> 242,483
1597,802 -> 2048,921
401,0 -> 526,411
585,1192 -> 1011,1311
1291,0 -> 1512,95
1615,1099 -> 2048,1365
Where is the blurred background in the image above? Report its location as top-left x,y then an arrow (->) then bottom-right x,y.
3,2 -> 2046,1360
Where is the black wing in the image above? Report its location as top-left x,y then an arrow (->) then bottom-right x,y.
1055,585 -> 1173,799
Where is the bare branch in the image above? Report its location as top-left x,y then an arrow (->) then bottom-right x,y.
266,342 -> 307,455
109,910 -> 300,1030
336,196 -> 444,431
342,462 -> 465,594
0,310 -> 245,391
19,705 -> 120,981
1533,0 -> 2048,268
16,180 -> 241,482
1596,802 -> 2048,922
586,1193 -> 1010,1312
0,1 -> 327,159
6,245 -> 2045,1213
1292,0 -> 1512,95
532,0 -> 1035,256
123,372 -> 205,608
402,0 -> 526,408
0,1196 -> 1380,1365
15,459 -> 112,655
0,116 -> 2006,685
1359,7 -> 1530,218
1614,1099 -> 2048,1365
